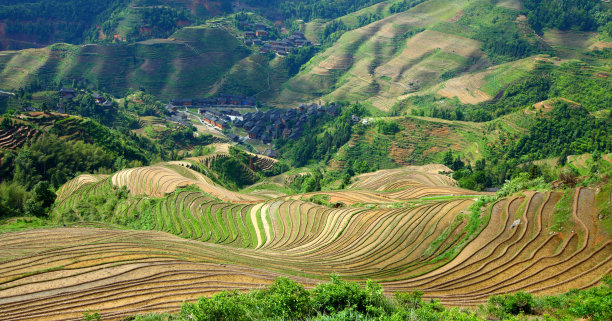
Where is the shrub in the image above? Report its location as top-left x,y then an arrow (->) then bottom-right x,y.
395,290 -> 424,309
254,277 -> 312,320
180,291 -> 249,321
311,274 -> 390,316
487,291 -> 535,316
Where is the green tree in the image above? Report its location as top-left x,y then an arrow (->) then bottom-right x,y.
32,181 -> 56,210
443,150 -> 454,167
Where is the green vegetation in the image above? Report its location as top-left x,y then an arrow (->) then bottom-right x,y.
437,98 -> 610,191
0,0 -> 128,47
523,0 -> 611,35
550,189 -> 573,232
0,26 -> 251,100
278,103 -> 367,167
458,0 -> 538,63
406,60 -> 612,123
119,274 -> 612,321
55,184 -> 129,224
245,0 -> 388,21
376,120 -> 400,136
487,275 -> 612,321
1,1 -> 611,319
210,147 -> 261,189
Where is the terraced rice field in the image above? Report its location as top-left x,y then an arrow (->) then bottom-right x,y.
0,125 -> 39,150
186,143 -> 278,171
277,0 -> 483,110
110,161 -> 262,203
349,165 -> 457,190
2,163 -> 610,320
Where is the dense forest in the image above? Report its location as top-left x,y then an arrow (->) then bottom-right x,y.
523,0 -> 612,34
241,0 -> 386,21
444,101 -> 611,191
0,0 -> 128,45
459,1 -> 539,63
278,104 -> 367,167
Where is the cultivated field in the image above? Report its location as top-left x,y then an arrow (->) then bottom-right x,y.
275,0 -> 486,110
1,161 -> 610,320
0,27 -> 250,100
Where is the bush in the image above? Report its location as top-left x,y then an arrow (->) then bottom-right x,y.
311,274 -> 390,316
376,120 -> 400,135
255,277 -> 311,319
488,291 -> 535,316
180,291 -> 249,321
130,275 -> 612,321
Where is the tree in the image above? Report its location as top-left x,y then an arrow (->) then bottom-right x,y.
24,198 -> 44,217
443,150 -> 454,167
558,149 -> 570,166
452,157 -> 465,171
0,117 -> 12,129
32,180 -> 56,210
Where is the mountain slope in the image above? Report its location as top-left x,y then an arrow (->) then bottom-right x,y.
275,0 -> 483,110
0,159 -> 610,319
0,26 -> 250,99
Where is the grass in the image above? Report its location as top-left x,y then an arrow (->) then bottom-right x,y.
550,189 -> 573,233
595,184 -> 612,237
0,216 -> 53,233
480,58 -> 535,96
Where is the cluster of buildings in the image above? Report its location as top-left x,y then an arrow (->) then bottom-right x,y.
59,88 -> 77,100
242,22 -> 269,38
233,103 -> 339,143
59,89 -> 112,108
197,108 -> 241,131
243,28 -> 312,55
171,94 -> 256,107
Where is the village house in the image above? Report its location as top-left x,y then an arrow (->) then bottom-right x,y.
326,104 -> 340,116
264,149 -> 278,158
229,102 -> 338,143
59,88 -> 76,100
100,101 -> 113,109
92,93 -> 106,104
249,126 -> 263,139
229,95 -> 242,105
243,121 -> 255,131
214,119 -> 226,130
172,98 -> 192,106
227,133 -> 239,142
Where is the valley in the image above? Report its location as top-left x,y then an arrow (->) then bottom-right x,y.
0,0 -> 611,320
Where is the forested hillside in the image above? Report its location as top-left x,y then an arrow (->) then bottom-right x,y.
0,0 -> 129,49
0,0 -> 236,50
